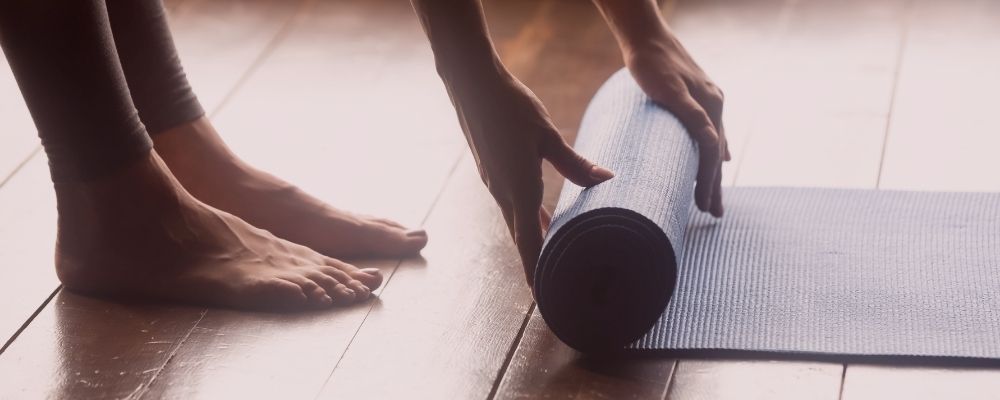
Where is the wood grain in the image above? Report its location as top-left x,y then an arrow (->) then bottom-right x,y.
843,0 -> 1000,398
2,0 -> 998,398
495,309 -> 676,400
0,291 -> 205,399
0,0 -> 307,397
0,157 -> 57,350
140,0 -> 473,397
842,365 -> 1000,400
666,360 -> 843,400
316,156 -> 531,400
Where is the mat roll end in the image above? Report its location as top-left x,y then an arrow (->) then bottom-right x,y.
535,208 -> 678,353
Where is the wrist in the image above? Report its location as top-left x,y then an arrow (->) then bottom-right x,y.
620,25 -> 680,60
437,55 -> 515,98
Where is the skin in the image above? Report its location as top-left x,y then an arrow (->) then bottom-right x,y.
16,0 -> 721,311
152,117 -> 429,259
1,0 -> 433,311
55,150 -> 388,311
411,0 -> 729,285
55,115 -> 430,311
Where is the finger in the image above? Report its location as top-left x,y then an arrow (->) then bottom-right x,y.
540,131 -> 614,188
665,92 -> 721,213
514,211 -> 542,286
715,109 -> 732,162
709,165 -> 724,217
691,84 -> 730,163
539,206 -> 552,232
513,202 -> 545,286
722,129 -> 732,162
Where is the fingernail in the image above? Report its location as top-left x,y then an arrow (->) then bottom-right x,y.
589,165 -> 615,181
322,295 -> 333,304
361,268 -> 381,275
406,229 -> 427,237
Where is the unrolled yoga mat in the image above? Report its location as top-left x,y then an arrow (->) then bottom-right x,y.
536,69 -> 1000,360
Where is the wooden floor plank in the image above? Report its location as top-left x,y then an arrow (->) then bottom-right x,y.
877,0 -> 1000,191
495,309 -> 676,400
667,360 -> 843,400
733,0 -> 907,187
843,365 -> 1000,400
843,0 -> 1000,398
0,1 -> 307,397
0,290 -> 206,399
666,0 -> 909,398
316,156 -> 530,400
0,157 -> 57,350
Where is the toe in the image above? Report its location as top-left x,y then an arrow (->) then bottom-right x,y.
329,283 -> 358,304
280,274 -> 332,308
364,224 -> 427,257
354,268 -> 384,290
345,279 -> 371,299
305,269 -> 369,301
244,278 -> 309,311
373,218 -> 407,230
399,228 -> 428,253
324,258 -> 384,290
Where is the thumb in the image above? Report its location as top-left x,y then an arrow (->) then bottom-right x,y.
541,133 -> 615,187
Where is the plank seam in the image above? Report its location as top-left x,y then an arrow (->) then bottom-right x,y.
487,303 -> 536,400
312,150 -> 467,400
132,309 -> 208,400
0,146 -> 41,193
728,0 -> 797,186
204,0 -> 315,119
132,1 -> 311,397
837,363 -> 848,400
875,0 -> 914,189
0,285 -> 60,355
659,359 -> 679,399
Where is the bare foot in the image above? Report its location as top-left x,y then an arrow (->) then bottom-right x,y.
54,151 -> 383,311
152,117 -> 428,259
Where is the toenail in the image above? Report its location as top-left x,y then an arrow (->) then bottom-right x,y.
406,229 -> 426,237
335,284 -> 353,294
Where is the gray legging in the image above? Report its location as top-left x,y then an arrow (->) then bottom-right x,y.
0,0 -> 204,182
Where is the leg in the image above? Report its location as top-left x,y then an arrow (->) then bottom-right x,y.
106,0 -> 429,258
0,0 -> 380,310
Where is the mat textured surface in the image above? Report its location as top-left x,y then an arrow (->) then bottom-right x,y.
537,69 -> 1000,360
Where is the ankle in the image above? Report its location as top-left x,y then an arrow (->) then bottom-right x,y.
54,151 -> 191,248
153,117 -> 246,177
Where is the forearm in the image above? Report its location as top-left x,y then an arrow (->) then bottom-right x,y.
410,0 -> 508,91
590,0 -> 676,56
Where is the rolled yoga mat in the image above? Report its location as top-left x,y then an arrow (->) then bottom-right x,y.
536,69 -> 1000,360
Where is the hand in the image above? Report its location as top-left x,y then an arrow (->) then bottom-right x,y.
451,72 -> 615,284
624,34 -> 730,217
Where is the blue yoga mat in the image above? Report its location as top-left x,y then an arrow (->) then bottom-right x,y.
535,69 -> 1000,361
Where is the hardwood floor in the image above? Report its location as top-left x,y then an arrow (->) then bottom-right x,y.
1,0 -> 999,398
